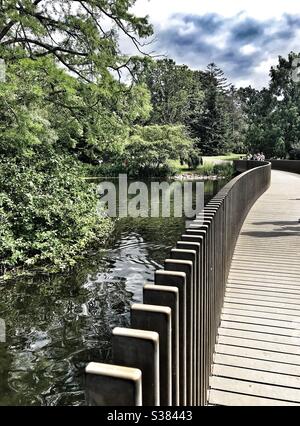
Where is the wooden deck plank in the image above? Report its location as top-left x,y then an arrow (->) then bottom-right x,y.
218,327 -> 300,346
227,281 -> 300,291
210,377 -> 300,403
230,258 -> 300,264
212,365 -> 300,389
223,302 -> 300,316
208,389 -> 298,406
221,314 -> 300,330
227,284 -> 300,296
231,256 -> 300,263
224,297 -> 300,311
220,320 -> 300,337
230,267 -> 300,276
232,253 -> 300,259
228,273 -> 300,284
224,295 -> 300,309
224,294 -> 300,305
228,276 -> 300,285
213,353 -> 300,376
215,344 -> 300,365
217,335 -> 300,356
222,307 -> 300,323
208,170 -> 300,406
226,287 -> 300,298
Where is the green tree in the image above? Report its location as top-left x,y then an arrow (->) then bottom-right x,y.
238,52 -> 300,158
140,60 -> 243,156
190,63 -> 231,155
0,0 -> 153,81
269,52 -> 300,156
140,59 -> 203,125
237,86 -> 280,157
224,85 -> 247,153
0,56 -> 152,162
124,124 -> 193,177
0,1 -> 154,277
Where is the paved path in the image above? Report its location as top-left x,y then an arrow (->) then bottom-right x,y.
208,170 -> 300,406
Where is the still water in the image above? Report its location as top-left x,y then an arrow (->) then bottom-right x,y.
0,179 -> 225,406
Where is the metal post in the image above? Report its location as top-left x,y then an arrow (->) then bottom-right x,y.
112,327 -> 160,406
143,285 -> 180,406
85,363 -> 142,406
131,304 -> 172,406
155,270 -> 187,406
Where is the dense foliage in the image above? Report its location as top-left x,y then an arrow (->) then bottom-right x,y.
123,124 -> 193,177
0,0 -> 153,81
140,59 -> 247,156
0,0 -> 157,277
139,54 -> 300,159
239,53 -> 300,158
0,153 -> 113,277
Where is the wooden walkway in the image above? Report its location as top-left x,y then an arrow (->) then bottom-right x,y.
208,170 -> 300,406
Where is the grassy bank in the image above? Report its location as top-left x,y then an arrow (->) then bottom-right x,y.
202,153 -> 244,163
170,153 -> 243,177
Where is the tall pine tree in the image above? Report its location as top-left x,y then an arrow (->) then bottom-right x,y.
189,63 -> 231,155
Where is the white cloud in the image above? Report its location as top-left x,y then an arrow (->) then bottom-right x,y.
132,0 -> 300,22
127,0 -> 300,88
240,44 -> 257,55
205,33 -> 229,50
254,57 -> 275,74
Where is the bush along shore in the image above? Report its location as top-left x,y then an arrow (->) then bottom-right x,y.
174,162 -> 235,181
0,153 -> 114,281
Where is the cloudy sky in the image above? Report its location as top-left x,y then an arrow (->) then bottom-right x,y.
126,0 -> 300,88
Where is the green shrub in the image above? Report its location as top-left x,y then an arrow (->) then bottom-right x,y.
187,150 -> 203,170
212,163 -> 234,177
84,162 -> 126,178
0,152 -> 113,278
289,144 -> 300,160
197,163 -> 215,176
194,162 -> 234,177
123,124 -> 193,177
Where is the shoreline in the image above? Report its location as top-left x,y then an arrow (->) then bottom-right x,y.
174,173 -> 227,181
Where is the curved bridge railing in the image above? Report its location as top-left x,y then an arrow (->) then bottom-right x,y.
235,159 -> 300,174
270,160 -> 300,174
85,161 -> 271,406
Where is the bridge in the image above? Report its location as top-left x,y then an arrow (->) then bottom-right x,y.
84,161 -> 300,406
209,169 -> 300,406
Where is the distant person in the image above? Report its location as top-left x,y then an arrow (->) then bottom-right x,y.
258,153 -> 264,161
261,152 -> 266,161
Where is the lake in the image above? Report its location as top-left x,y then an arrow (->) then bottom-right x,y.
0,178 -> 226,406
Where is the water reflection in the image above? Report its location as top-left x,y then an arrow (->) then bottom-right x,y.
0,179 -> 225,405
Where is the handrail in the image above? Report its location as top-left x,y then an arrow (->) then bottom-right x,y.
235,159 -> 300,174
85,161 -> 272,406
